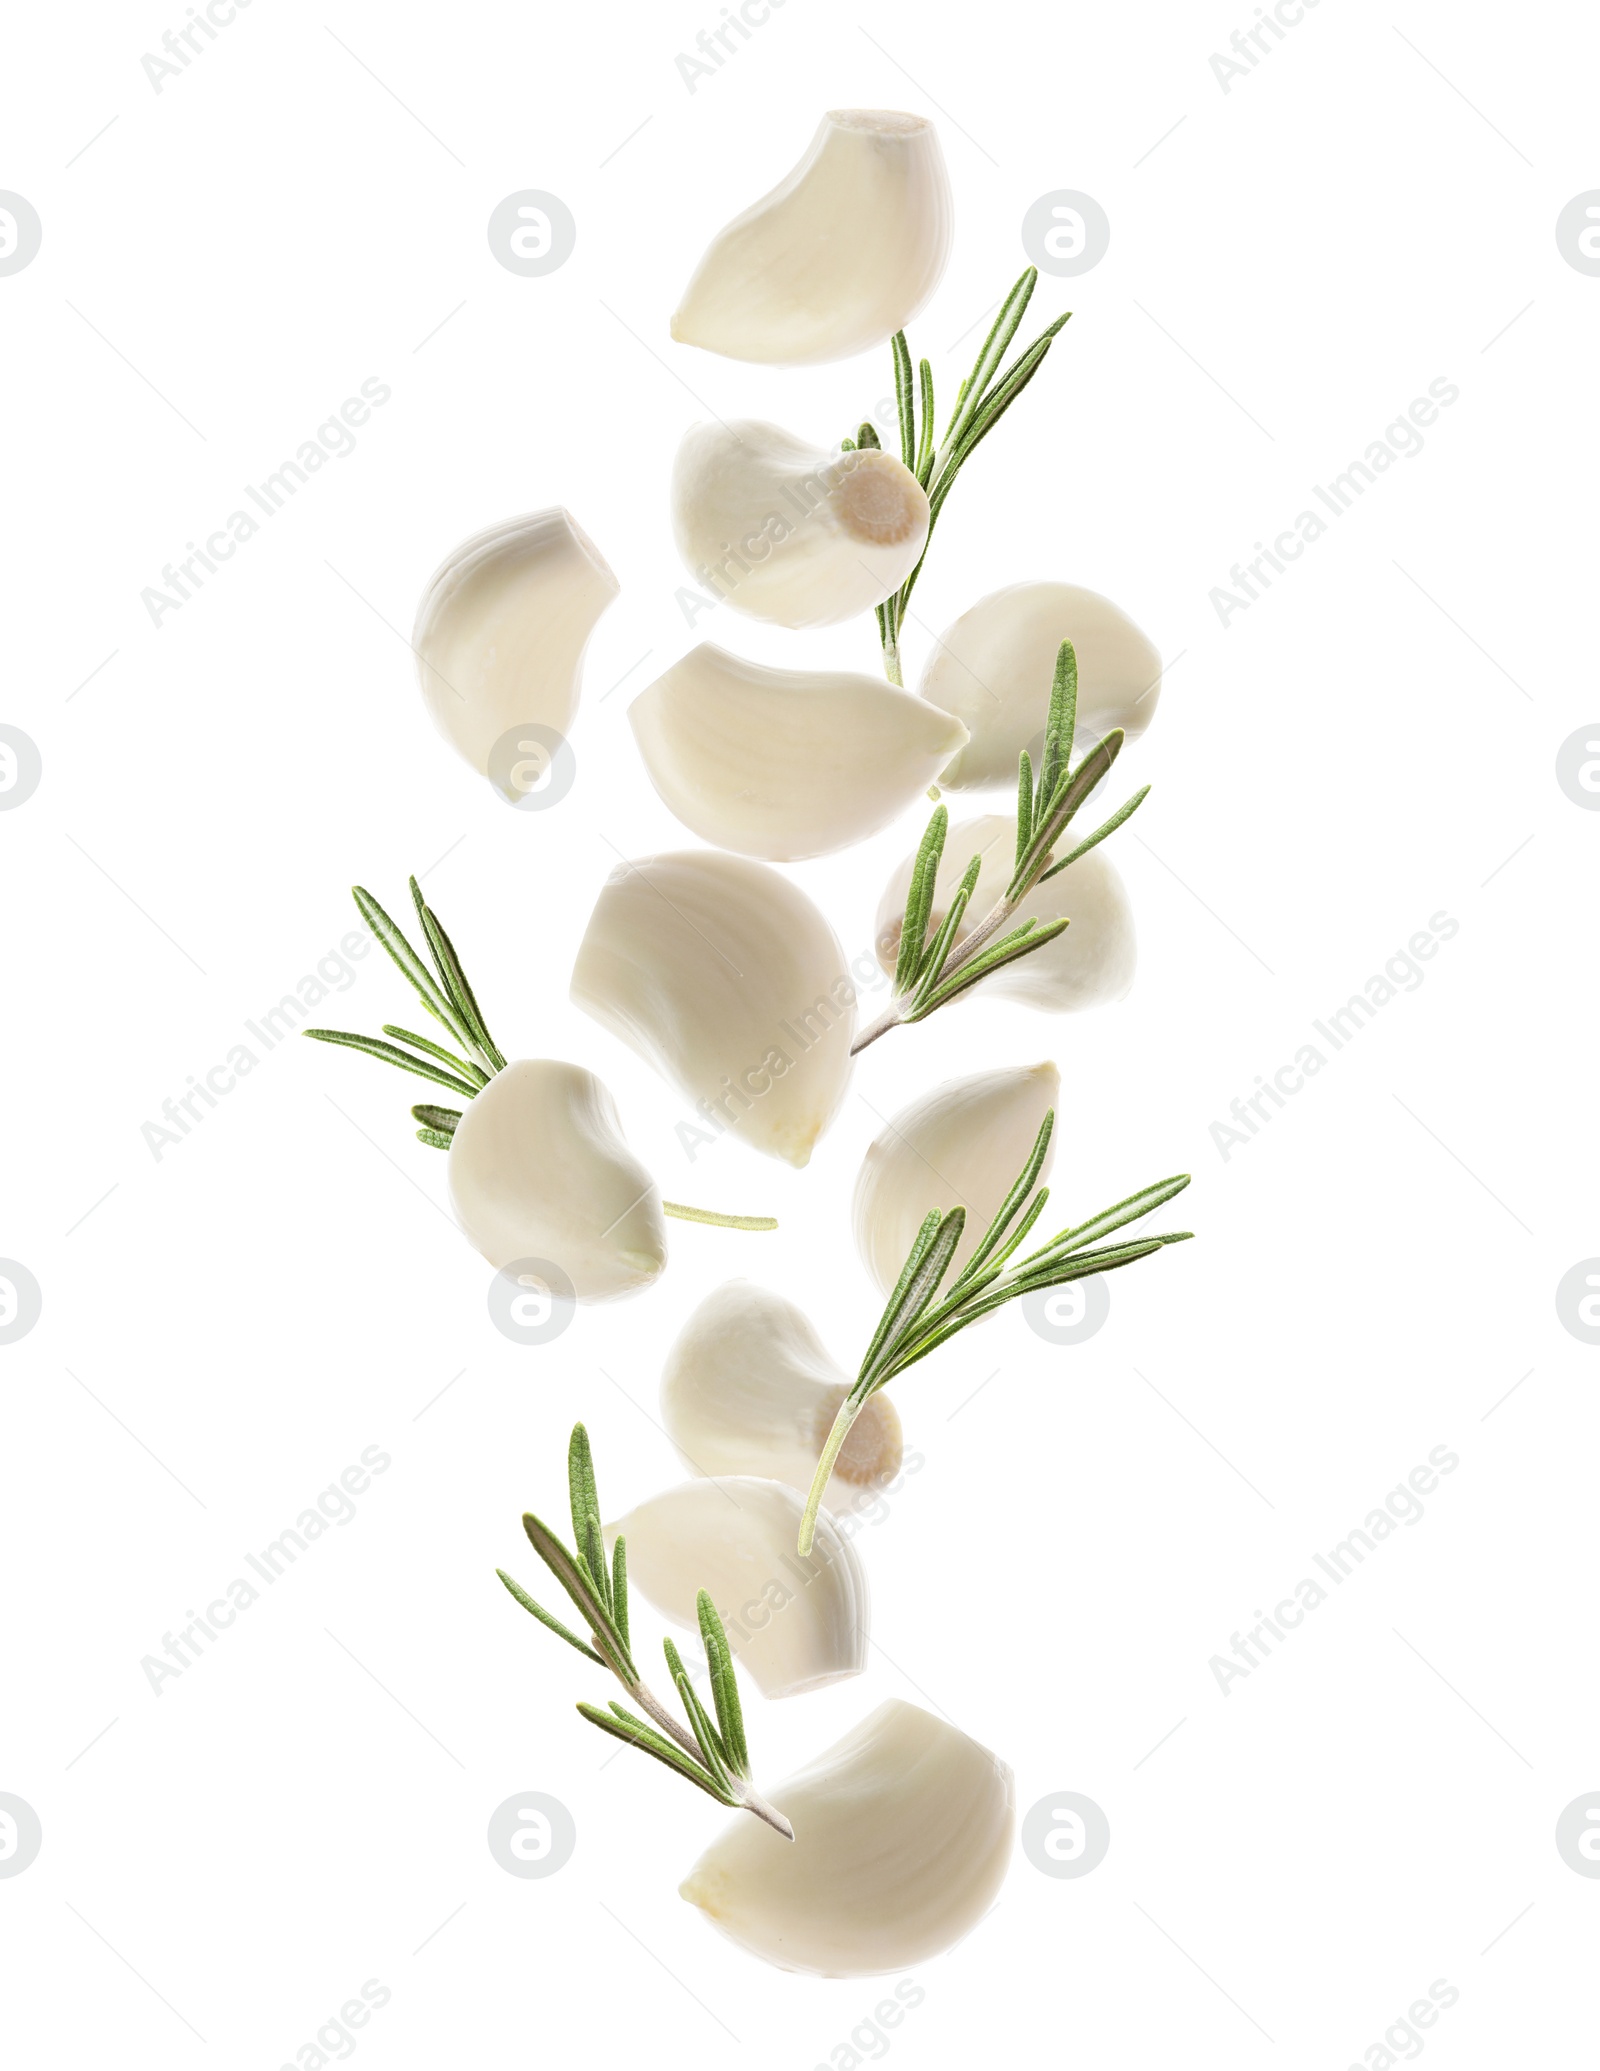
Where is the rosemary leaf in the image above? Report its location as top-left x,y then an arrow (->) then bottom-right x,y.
915,358 -> 935,484
415,1127 -> 454,1150
352,885 -> 471,1051
910,869 -> 974,1001
568,1424 -> 601,1570
856,1209 -> 943,1381
495,1568 -> 605,1665
856,420 -> 881,450
611,1534 -> 630,1654
1018,1173 -> 1194,1267
698,1592 -> 749,1778
894,806 -> 948,992
1039,786 -> 1151,882
409,1104 -> 461,1135
381,1024 -> 488,1086
520,1509 -> 632,1679
892,330 -> 915,470
952,1112 -> 1057,1288
576,1704 -> 739,1806
1015,751 -> 1034,863
940,266 -> 1038,457
912,917 -> 1072,1018
300,1028 -> 480,1100
675,1669 -> 735,1795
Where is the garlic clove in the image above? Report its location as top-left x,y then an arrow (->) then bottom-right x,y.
876,812 -> 1136,1013
412,508 -> 619,793
680,1699 -> 1014,1975
446,1058 -> 665,1301
660,1280 -> 903,1515
630,643 -> 966,862
571,851 -> 855,1167
605,1477 -> 867,1700
670,421 -> 930,629
920,582 -> 1162,791
853,1063 -> 1060,1294
671,110 -> 953,366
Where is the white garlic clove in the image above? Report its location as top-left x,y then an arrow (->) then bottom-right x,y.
412,508 -> 619,794
681,1700 -> 1014,1975
661,1281 -> 903,1515
876,812 -> 1136,1013
571,851 -> 855,1167
446,1058 -> 665,1302
853,1063 -> 1060,1295
670,421 -> 930,629
671,111 -> 953,366
606,1478 -> 867,1701
630,644 -> 965,862
920,582 -> 1162,791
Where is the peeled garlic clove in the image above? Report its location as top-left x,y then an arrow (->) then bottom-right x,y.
661,1281 -> 902,1516
571,851 -> 854,1167
630,644 -> 965,862
921,582 -> 1162,791
681,1699 -> 1014,1975
412,508 -> 619,792
606,1478 -> 867,1700
876,813 -> 1136,1013
672,111 -> 952,366
854,1063 -> 1060,1295
670,421 -> 930,629
447,1058 -> 665,1301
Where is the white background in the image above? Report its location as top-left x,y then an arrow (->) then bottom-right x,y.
3,1 -> 1597,2064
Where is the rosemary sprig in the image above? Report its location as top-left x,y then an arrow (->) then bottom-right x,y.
302,879 -> 773,1231
860,266 -> 1072,686
797,1112 -> 1191,1554
499,1424 -> 793,1838
853,641 -> 1151,1055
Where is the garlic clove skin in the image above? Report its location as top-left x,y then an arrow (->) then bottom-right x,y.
920,582 -> 1162,791
853,1063 -> 1060,1295
671,110 -> 953,366
412,508 -> 619,791
446,1058 -> 665,1302
630,644 -> 966,862
680,1699 -> 1014,1976
670,421 -> 930,629
876,812 -> 1136,1013
605,1478 -> 867,1700
571,851 -> 855,1167
661,1281 -> 903,1516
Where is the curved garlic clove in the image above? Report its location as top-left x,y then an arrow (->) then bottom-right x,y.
671,111 -> 952,366
920,582 -> 1162,791
681,1700 -> 1014,1975
412,508 -> 619,793
661,1280 -> 903,1515
606,1478 -> 867,1700
571,851 -> 854,1167
670,421 -> 930,629
446,1058 -> 665,1302
875,812 -> 1136,1013
853,1063 -> 1060,1295
630,644 -> 965,862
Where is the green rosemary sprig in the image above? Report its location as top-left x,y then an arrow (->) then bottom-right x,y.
499,1424 -> 793,1838
859,266 -> 1071,686
303,880 -> 774,1230
852,641 -> 1151,1055
797,1113 -> 1191,1554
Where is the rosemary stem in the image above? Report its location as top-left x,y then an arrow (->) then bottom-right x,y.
883,635 -> 903,687
849,999 -> 908,1057
741,1787 -> 795,1841
798,1397 -> 859,1555
661,1201 -> 778,1232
